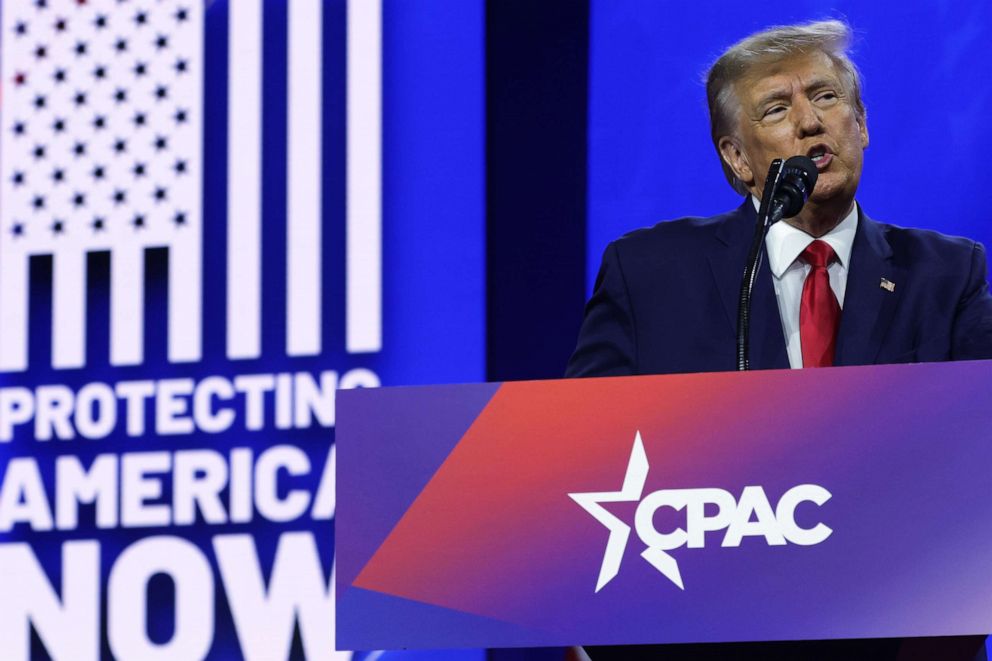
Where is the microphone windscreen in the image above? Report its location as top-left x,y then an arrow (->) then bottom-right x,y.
783,155 -> 818,191
776,155 -> 818,218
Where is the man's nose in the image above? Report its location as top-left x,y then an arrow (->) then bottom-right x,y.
793,97 -> 824,137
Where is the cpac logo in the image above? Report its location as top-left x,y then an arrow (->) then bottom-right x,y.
569,432 -> 832,592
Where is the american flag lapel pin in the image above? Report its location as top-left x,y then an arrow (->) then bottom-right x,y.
880,278 -> 896,292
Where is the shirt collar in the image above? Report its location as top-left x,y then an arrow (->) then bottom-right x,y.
751,195 -> 859,278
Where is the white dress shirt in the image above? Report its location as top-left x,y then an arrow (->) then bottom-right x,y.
752,196 -> 859,369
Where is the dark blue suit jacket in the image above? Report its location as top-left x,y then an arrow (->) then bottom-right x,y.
567,200 -> 992,377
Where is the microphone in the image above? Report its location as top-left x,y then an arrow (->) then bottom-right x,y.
768,155 -> 818,223
736,155 -> 819,371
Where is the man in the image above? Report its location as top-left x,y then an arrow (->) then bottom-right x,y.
568,19 -> 992,661
567,20 -> 992,378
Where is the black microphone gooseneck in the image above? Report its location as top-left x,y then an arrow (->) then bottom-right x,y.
736,155 -> 818,371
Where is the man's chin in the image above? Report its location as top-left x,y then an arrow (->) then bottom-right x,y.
808,179 -> 856,209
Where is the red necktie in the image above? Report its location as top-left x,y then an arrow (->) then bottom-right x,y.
800,240 -> 840,368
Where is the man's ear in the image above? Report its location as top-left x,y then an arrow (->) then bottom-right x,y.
858,112 -> 869,150
718,136 -> 753,186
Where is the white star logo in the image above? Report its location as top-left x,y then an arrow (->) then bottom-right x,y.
569,431 -> 684,592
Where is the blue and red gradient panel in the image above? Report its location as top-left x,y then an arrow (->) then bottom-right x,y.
338,362 -> 992,650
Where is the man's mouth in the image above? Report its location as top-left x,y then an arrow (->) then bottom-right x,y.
807,145 -> 833,169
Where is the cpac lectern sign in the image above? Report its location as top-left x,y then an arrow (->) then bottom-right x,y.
336,361 -> 992,650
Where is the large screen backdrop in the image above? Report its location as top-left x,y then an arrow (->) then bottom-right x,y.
0,1 -> 483,659
588,1 -> 992,294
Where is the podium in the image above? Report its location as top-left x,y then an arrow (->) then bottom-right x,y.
336,361 -> 992,652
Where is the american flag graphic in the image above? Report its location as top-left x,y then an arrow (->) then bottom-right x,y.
0,0 -> 382,372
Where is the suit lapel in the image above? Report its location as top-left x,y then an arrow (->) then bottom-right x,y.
708,201 -> 789,370
834,210 -> 904,366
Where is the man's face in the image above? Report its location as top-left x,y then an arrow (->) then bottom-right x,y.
719,51 -> 869,210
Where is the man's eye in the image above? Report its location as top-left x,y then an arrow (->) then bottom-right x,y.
815,92 -> 838,103
764,106 -> 786,117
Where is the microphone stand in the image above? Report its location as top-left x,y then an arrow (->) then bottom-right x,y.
736,160 -> 787,371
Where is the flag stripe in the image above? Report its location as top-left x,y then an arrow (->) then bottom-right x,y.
0,254 -> 29,372
27,255 -> 53,369
110,246 -> 144,366
170,4 -> 206,365
287,0 -> 324,357
52,250 -> 86,369
86,251 -> 111,368
346,0 -> 383,354
169,236 -> 202,363
227,0 -> 264,360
